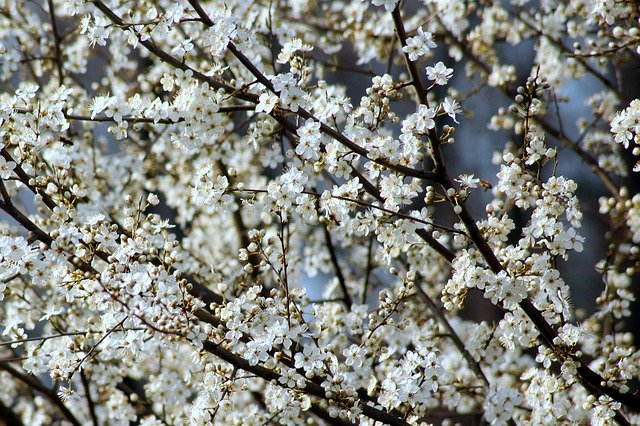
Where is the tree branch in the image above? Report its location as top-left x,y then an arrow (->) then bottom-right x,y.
0,362 -> 82,426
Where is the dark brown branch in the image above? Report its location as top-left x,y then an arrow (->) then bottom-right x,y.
1,149 -> 57,212
414,279 -> 490,387
201,340 -> 409,426
116,377 -> 156,419
384,10 -> 640,415
361,234 -> 376,304
392,4 -> 636,423
391,8 -> 428,106
322,225 -> 352,309
0,362 -> 82,426
391,6 -> 446,177
80,371 -> 99,426
46,0 -> 64,86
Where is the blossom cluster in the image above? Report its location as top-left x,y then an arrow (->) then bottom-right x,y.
0,0 -> 640,425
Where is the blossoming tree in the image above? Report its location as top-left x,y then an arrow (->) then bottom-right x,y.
1,0 -> 640,424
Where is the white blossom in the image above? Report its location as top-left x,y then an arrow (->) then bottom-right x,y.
425,62 -> 453,85
0,2 -> 638,425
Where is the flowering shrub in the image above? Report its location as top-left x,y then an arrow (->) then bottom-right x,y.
1,0 -> 640,425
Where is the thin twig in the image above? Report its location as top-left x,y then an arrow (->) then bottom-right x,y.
46,0 -> 64,86
321,224 -> 352,309
80,371 -> 99,426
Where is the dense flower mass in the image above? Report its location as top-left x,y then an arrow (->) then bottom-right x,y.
0,0 -> 640,425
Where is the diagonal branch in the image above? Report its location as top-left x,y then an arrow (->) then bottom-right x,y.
0,361 -> 82,426
392,3 -> 639,421
91,0 -> 436,182
201,339 -> 409,426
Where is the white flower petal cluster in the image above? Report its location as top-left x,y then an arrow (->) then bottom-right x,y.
1,1 -> 640,425
426,62 -> 453,85
483,385 -> 523,425
272,73 -> 309,112
402,26 -> 437,61
610,99 -> 640,171
370,0 -> 399,12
